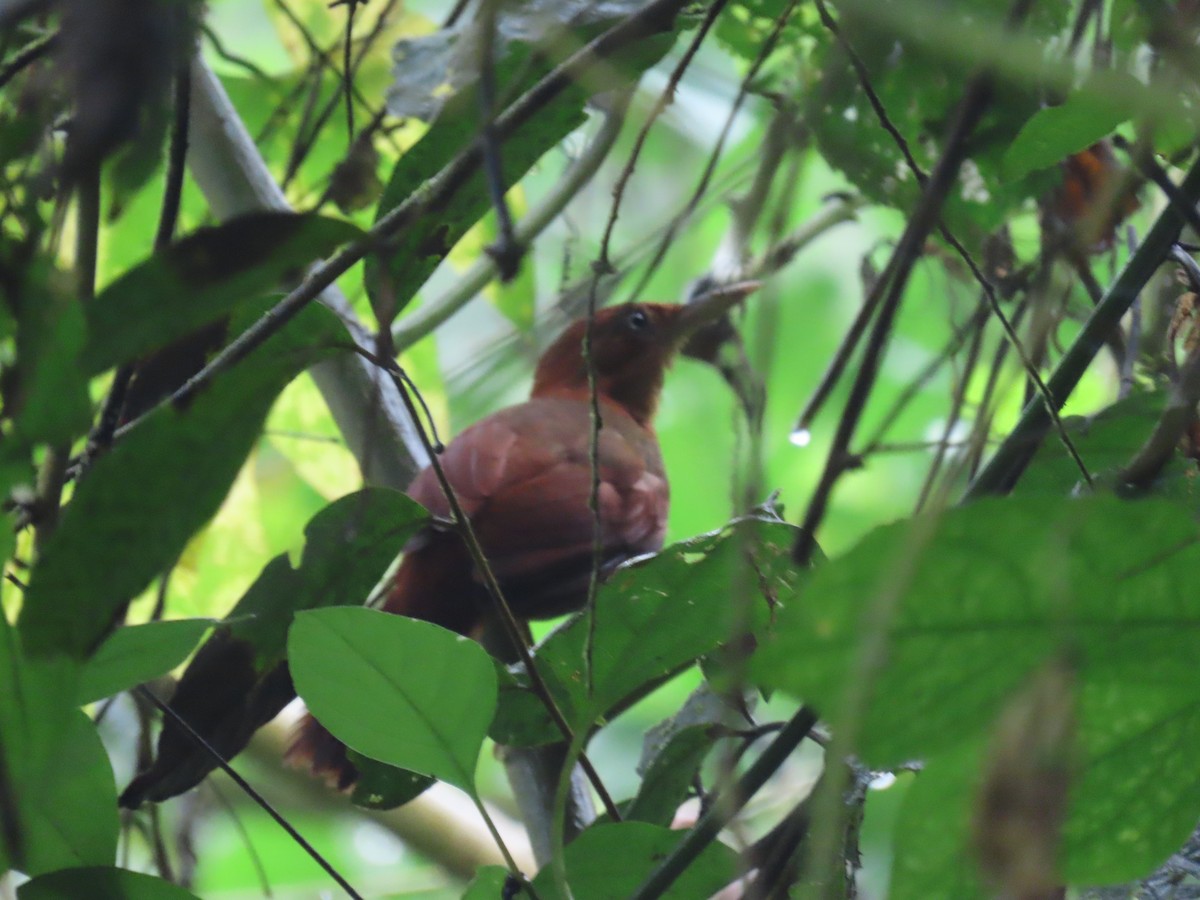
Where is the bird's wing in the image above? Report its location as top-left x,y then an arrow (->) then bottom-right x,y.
407,399 -> 667,591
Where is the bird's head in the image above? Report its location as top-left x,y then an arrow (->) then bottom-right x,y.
531,282 -> 759,426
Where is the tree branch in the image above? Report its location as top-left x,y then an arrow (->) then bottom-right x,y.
186,55 -> 428,488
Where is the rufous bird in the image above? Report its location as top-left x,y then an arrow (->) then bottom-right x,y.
287,286 -> 758,787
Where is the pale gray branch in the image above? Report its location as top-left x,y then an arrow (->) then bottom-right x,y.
188,55 -> 428,489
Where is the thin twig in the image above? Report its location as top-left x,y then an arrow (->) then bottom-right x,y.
476,0 -> 522,281
626,0 -> 800,300
342,0 -> 356,140
0,28 -> 55,91
201,23 -> 273,81
89,55 -> 193,458
137,686 -> 364,900
915,294 -> 989,510
859,302 -> 990,455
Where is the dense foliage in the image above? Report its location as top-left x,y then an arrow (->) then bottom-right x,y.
4,0 -> 1200,897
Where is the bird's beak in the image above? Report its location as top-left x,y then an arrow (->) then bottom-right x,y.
668,279 -> 761,341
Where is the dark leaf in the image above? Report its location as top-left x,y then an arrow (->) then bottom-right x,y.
18,866 -> 200,899
82,212 -> 364,375
347,753 -> 435,810
18,302 -> 345,659
120,488 -> 426,807
626,686 -> 746,826
753,493 -> 1200,884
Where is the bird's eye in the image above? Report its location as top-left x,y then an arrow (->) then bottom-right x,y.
626,308 -> 650,332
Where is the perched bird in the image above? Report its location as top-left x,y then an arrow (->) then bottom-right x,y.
288,287 -> 757,787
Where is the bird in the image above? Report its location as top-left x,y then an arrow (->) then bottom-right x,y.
286,286 -> 757,788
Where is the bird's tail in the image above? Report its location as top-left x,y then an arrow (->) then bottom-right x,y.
285,533 -> 483,790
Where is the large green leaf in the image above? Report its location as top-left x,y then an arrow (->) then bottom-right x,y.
289,608 -> 497,792
120,488 -> 426,807
82,212 -> 364,375
889,743 -> 989,900
1017,391 -> 1200,508
0,613 -> 115,879
1002,77 -> 1138,179
529,821 -> 738,899
18,302 -> 344,659
18,866 -> 200,899
491,517 -> 799,745
18,710 -> 118,877
753,493 -> 1200,884
77,618 -> 214,705
10,271 -> 91,446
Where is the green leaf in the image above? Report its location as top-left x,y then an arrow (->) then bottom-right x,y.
1018,391 -> 1199,507
18,866 -> 200,899
1002,78 -> 1138,180
626,687 -> 742,826
892,684 -> 1200,891
120,488 -> 426,807
77,618 -> 213,705
461,865 -> 512,899
753,494 -> 1200,884
11,277 -> 92,445
491,517 -> 799,744
808,0 -> 1071,237
16,709 -> 119,877
289,608 -> 497,792
890,743 -> 989,900
17,302 -> 344,659
529,821 -> 737,899
1063,678 -> 1200,883
0,614 -> 114,878
753,494 -> 1200,763
626,726 -> 711,826
367,74 -> 584,325
82,212 -> 363,375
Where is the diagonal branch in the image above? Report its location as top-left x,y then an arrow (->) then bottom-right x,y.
186,55 -> 428,490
